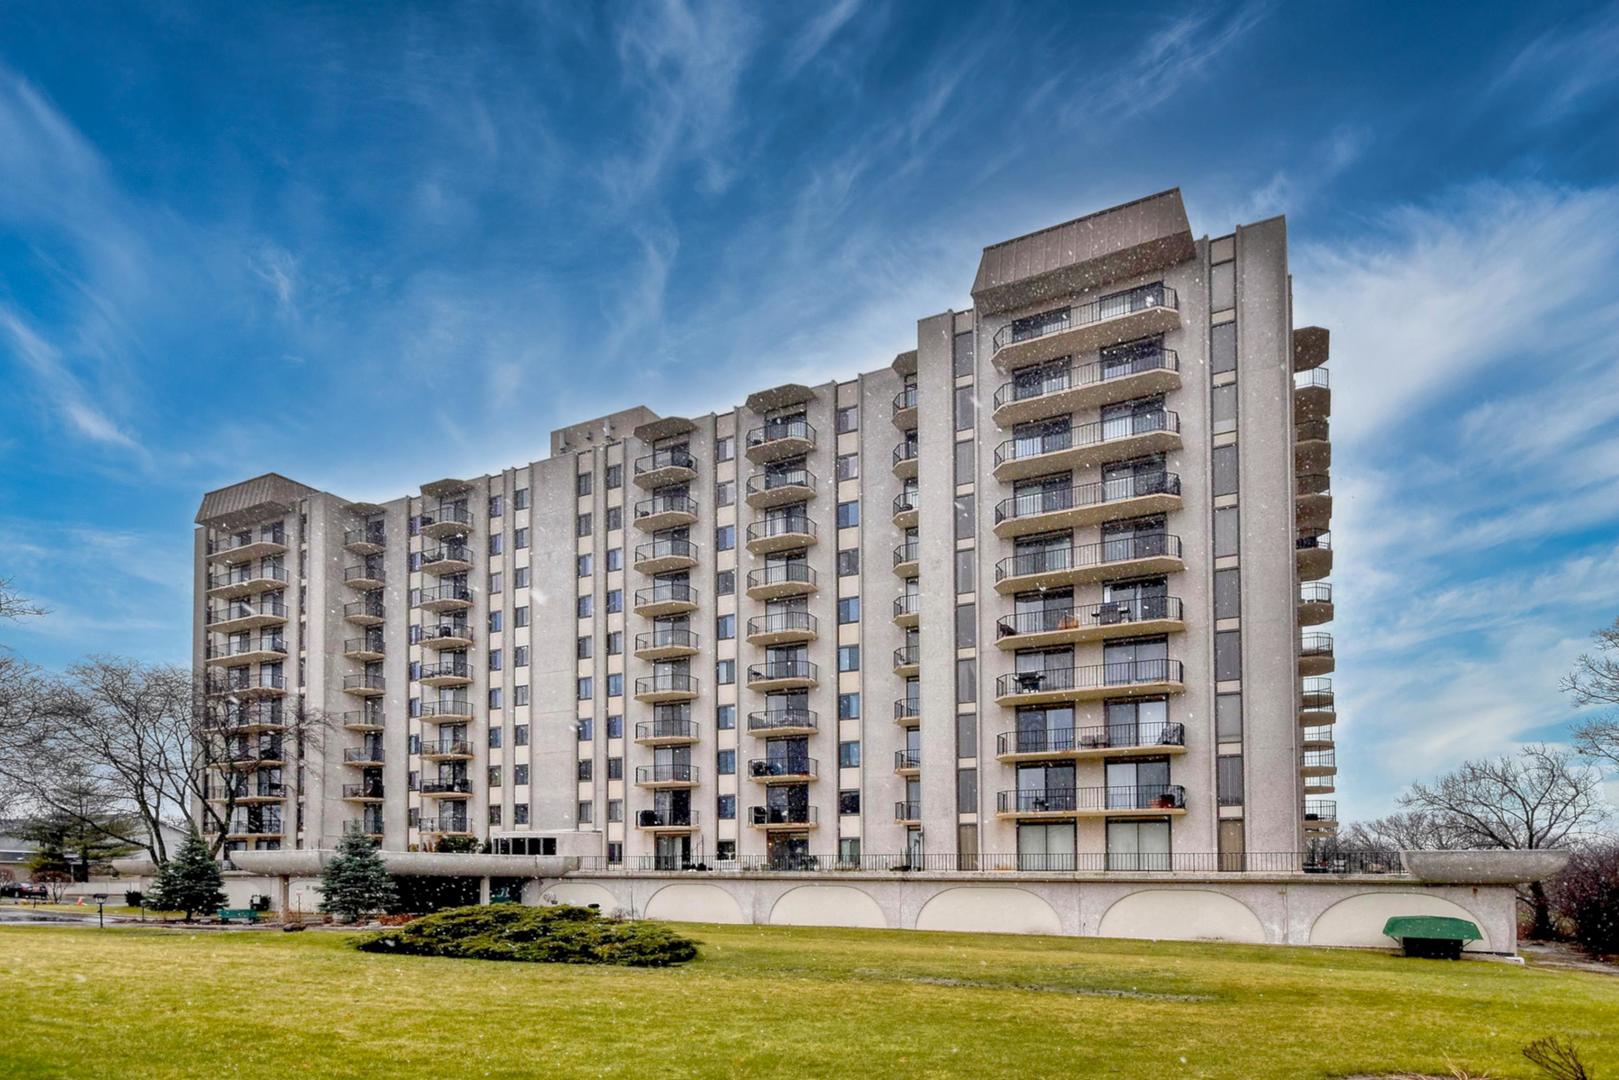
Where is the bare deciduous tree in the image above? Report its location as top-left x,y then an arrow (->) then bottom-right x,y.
1337,808 -> 1471,852
1563,616 -> 1619,773
0,577 -> 46,621
0,579 -> 47,817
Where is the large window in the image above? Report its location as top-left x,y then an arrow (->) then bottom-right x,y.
1106,819 -> 1170,871
1017,821 -> 1074,871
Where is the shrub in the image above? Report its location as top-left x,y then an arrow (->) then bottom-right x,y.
1550,841 -> 1619,959
355,903 -> 698,967
123,890 -> 143,908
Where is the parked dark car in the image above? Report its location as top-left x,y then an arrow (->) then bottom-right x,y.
1,882 -> 49,899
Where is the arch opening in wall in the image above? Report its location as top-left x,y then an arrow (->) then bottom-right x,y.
769,885 -> 887,929
1309,892 -> 1492,952
643,882 -> 748,925
915,887 -> 1063,936
1096,889 -> 1267,944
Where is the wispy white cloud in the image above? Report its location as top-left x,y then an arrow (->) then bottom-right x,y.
1492,4 -> 1619,121
784,0 -> 862,76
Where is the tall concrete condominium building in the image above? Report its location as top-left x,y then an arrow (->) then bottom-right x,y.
193,188 -> 1338,872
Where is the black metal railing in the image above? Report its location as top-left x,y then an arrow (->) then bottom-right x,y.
208,565 -> 289,590
995,472 -> 1181,525
635,674 -> 699,697
343,746 -> 384,763
570,849 -> 1408,875
1303,749 -> 1337,771
419,661 -> 470,681
993,348 -> 1179,409
343,525 -> 386,549
995,597 -> 1183,640
417,817 -> 471,835
340,709 -> 382,729
747,660 -> 818,684
344,597 -> 385,620
343,673 -> 386,693
747,516 -> 815,543
634,538 -> 698,566
208,598 -> 288,625
893,441 -> 918,468
893,594 -> 921,619
746,611 -> 817,638
634,494 -> 698,520
636,719 -> 698,742
208,530 -> 285,555
894,800 -> 921,821
747,563 -> 816,591
748,757 -> 817,779
341,783 -> 385,799
205,637 -> 288,660
995,533 -> 1182,582
996,660 -> 1183,698
420,545 -> 471,568
994,411 -> 1179,467
1299,582 -> 1333,604
746,469 -> 816,498
343,564 -> 383,584
636,764 -> 699,784
636,809 -> 700,828
419,506 -> 473,531
893,490 -> 918,517
421,699 -> 473,719
893,541 -> 919,567
635,583 -> 698,608
418,583 -> 472,606
747,708 -> 818,734
748,805 -> 818,826
421,739 -> 472,756
997,784 -> 1186,814
746,418 -> 815,450
1300,632 -> 1334,656
422,778 -> 473,795
210,672 -> 286,694
992,283 -> 1177,354
342,637 -> 384,655
894,750 -> 921,771
894,644 -> 920,668
893,385 -> 917,414
635,628 -> 699,652
634,448 -> 697,475
1304,800 -> 1338,822
996,721 -> 1184,757
422,621 -> 472,643
1297,531 -> 1331,550
895,697 -> 921,720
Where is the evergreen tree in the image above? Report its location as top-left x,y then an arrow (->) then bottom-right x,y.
149,829 -> 226,920
319,829 -> 397,923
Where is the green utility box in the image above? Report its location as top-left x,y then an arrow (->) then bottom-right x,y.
1382,915 -> 1482,959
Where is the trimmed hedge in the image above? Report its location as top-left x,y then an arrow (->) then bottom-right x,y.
355,903 -> 698,966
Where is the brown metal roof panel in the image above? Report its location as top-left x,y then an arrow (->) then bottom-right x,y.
195,473 -> 317,527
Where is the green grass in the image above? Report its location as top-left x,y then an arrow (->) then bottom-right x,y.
2,923 -> 1615,1078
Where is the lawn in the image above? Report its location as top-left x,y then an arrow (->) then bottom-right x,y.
1,923 -> 1615,1079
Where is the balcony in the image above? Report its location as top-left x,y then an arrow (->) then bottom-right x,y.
745,418 -> 816,464
341,710 -> 384,732
215,782 -> 287,804
894,750 -> 920,776
421,700 -> 473,723
343,526 -> 386,556
992,348 -> 1181,426
208,532 -> 288,565
995,720 -> 1187,763
894,697 -> 921,725
223,742 -> 285,768
420,739 -> 473,761
634,674 -> 699,704
892,385 -> 918,430
746,660 -> 818,692
1306,776 -> 1336,796
343,746 -> 385,767
634,808 -> 701,832
1298,582 -> 1334,626
421,620 -> 474,650
419,583 -> 473,612
894,800 -> 921,824
422,778 -> 473,799
419,506 -> 473,540
1297,532 -> 1332,581
1299,632 -> 1335,676
343,564 -> 385,590
207,599 -> 288,634
994,473 -> 1182,539
746,516 -> 816,556
1300,678 -> 1335,725
417,817 -> 473,838
342,637 -> 385,662
746,610 -> 818,646
748,805 -> 818,829
204,637 -> 288,667
1303,725 -> 1335,751
634,719 -> 699,746
341,783 -> 386,802
893,644 -> 919,677
745,563 -> 817,601
633,448 -> 698,490
343,597 -> 385,626
208,672 -> 286,699
991,284 -> 1181,373
893,594 -> 921,628
634,583 -> 699,617
991,411 -> 1181,482
633,538 -> 699,575
420,545 -> 473,575
994,660 -> 1185,706
343,673 -> 386,697
215,704 -> 285,734
994,534 -> 1184,594
419,661 -> 471,689
747,757 -> 817,783
892,541 -> 919,578
206,564 -> 289,601
634,764 -> 699,789
633,494 -> 699,532
994,597 -> 1185,650
1302,749 -> 1337,777
892,440 -> 919,480
746,708 -> 818,737
745,468 -> 816,509
995,784 -> 1187,819
1304,799 -> 1338,832
892,491 -> 919,530
1295,367 -> 1331,420
634,628 -> 700,661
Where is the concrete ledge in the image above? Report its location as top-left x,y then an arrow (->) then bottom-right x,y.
1402,849 -> 1568,884
231,850 -> 576,878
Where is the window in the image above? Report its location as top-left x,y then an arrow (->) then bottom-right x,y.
606,631 -> 622,655
1215,630 -> 1242,681
954,385 -> 974,430
607,714 -> 623,738
514,764 -> 530,786
716,659 -> 736,685
717,749 -> 736,775
606,758 -> 621,781
1212,444 -> 1239,497
717,794 -> 736,820
952,331 -> 974,376
1211,321 -> 1236,373
716,570 -> 735,596
577,635 -> 592,659
955,550 -> 975,594
515,724 -> 529,746
577,759 -> 593,780
716,480 -> 734,507
514,488 -> 529,510
1211,260 -> 1235,312
489,805 -> 502,826
837,596 -> 860,623
605,464 -> 622,489
836,453 -> 858,481
840,837 -> 861,862
607,800 -> 623,823
836,500 -> 859,529
957,711 -> 977,758
489,571 -> 503,594
716,524 -> 735,551
954,438 -> 974,483
956,658 -> 976,703
954,495 -> 974,539
489,610 -> 503,633
489,533 -> 503,556
1212,383 -> 1237,435
838,740 -> 861,767
1216,693 -> 1243,740
576,513 -> 592,537
605,589 -> 623,614
489,649 -> 503,671
956,603 -> 976,647
515,527 -> 529,549
514,802 -> 529,825
606,841 -> 620,863
837,548 -> 859,576
577,473 -> 592,496
514,685 -> 529,706
577,718 -> 593,741
839,789 -> 860,815
716,704 -> 736,730
1217,755 -> 1244,805
489,688 -> 503,709
717,614 -> 735,640
607,506 -> 623,531
489,727 -> 503,749
577,801 -> 593,824
1214,568 -> 1241,621
838,692 -> 861,720
489,494 -> 504,517
957,768 -> 977,813
515,566 -> 529,588
836,405 -> 858,433
577,677 -> 593,700
838,644 -> 860,672
578,554 -> 592,577
1214,506 -> 1240,558
606,673 -> 623,698
715,435 -> 734,462
1106,819 -> 1170,871
606,547 -> 622,571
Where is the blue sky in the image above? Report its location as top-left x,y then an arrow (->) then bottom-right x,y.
2,1 -> 1618,817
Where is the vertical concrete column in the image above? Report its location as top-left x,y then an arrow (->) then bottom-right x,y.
915,311 -> 959,858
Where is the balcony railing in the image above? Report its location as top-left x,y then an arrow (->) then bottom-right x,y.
746,708 -> 818,734
1300,632 -> 1334,656
343,673 -> 387,693
634,494 -> 698,520
342,784 -> 385,799
636,764 -> 699,784
894,644 -> 919,668
1296,368 -> 1330,391
894,750 -> 921,771
205,637 -> 288,660
634,538 -> 698,564
420,545 -> 471,568
746,564 -> 815,590
993,348 -> 1179,409
893,594 -> 921,619
997,784 -> 1186,814
996,533 -> 1182,582
993,411 -> 1179,467
211,672 -> 286,694
894,698 -> 921,720
343,598 -> 385,620
635,674 -> 699,696
342,637 -> 384,655
746,418 -> 815,450
748,611 -> 817,638
893,491 -> 919,517
635,719 -> 698,742
995,597 -> 1183,640
996,721 -> 1185,757
343,564 -> 384,584
635,629 -> 699,652
419,506 -> 472,530
1304,800 -> 1338,822
635,583 -> 698,608
634,448 -> 697,475
1297,532 -> 1331,551
992,283 -> 1177,354
208,530 -> 286,556
747,516 -> 815,544
422,739 -> 472,757
343,746 -> 384,763
748,757 -> 817,779
893,385 -> 917,413
636,809 -> 700,828
995,472 -> 1181,525
207,599 -> 288,625
893,541 -> 918,567
572,849 -> 1407,875
995,659 -> 1184,698
893,441 -> 918,468
208,565 -> 289,590
748,805 -> 818,826
422,621 -> 473,643
419,661 -> 471,681
418,583 -> 473,606
746,468 -> 817,498
417,817 -> 471,835
344,526 -> 386,549
1299,582 -> 1333,604
421,699 -> 473,719
422,778 -> 473,795
747,660 -> 817,683
1304,749 -> 1337,771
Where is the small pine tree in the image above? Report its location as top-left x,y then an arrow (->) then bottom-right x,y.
149,830 -> 227,920
319,830 -> 397,923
